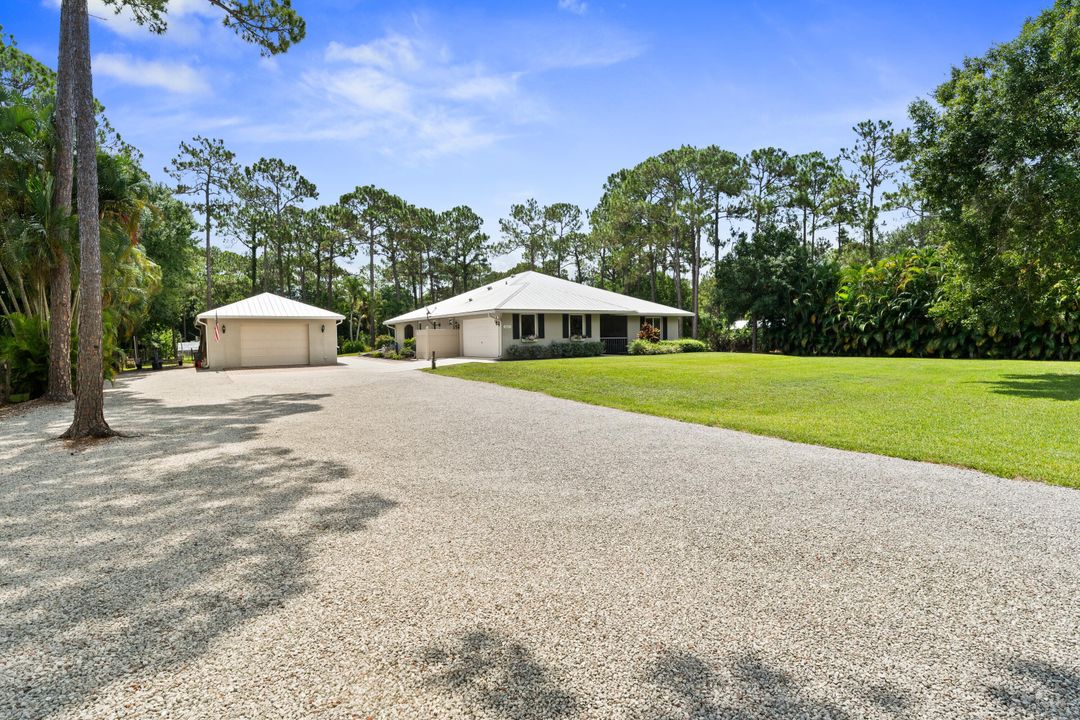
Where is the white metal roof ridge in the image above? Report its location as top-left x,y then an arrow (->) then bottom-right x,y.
196,292 -> 345,321
385,271 -> 693,325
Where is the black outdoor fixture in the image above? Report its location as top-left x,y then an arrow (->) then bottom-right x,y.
221,324 -> 226,333
321,324 -> 325,333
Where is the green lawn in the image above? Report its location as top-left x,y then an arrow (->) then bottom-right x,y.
431,353 -> 1080,488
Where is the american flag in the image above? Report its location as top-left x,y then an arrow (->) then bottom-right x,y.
213,322 -> 221,342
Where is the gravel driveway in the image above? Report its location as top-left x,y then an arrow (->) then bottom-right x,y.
2,357 -> 1078,719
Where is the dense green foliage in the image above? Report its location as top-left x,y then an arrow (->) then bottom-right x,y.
0,313 -> 49,397
708,2 -> 1079,360
904,0 -> 1080,334
714,226 -> 1079,361
433,353 -> 1080,488
0,34 -> 197,398
504,341 -> 604,360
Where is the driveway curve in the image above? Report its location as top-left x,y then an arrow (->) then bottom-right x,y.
2,357 -> 1078,719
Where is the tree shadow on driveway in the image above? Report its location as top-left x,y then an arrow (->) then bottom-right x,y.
640,649 -> 900,720
418,628 -> 578,720
0,389 -> 397,720
988,659 -> 1080,719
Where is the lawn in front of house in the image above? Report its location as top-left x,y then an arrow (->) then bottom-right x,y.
431,353 -> 1080,488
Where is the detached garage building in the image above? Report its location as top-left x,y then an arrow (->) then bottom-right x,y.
385,270 -> 692,359
196,293 -> 344,369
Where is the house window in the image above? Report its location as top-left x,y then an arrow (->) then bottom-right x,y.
404,324 -> 414,339
643,316 -> 661,329
569,314 -> 584,337
520,314 -> 536,338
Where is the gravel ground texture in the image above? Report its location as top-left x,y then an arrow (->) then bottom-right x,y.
1,357 -> 1078,720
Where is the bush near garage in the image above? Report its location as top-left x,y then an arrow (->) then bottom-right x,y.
340,339 -> 368,354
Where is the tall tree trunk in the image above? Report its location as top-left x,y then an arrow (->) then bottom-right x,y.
367,233 -> 376,347
204,179 -> 212,309
751,314 -> 758,353
425,248 -> 434,303
713,191 -> 722,267
672,226 -> 683,310
690,224 -> 699,339
249,223 -> 257,293
47,0 -> 75,402
867,182 -> 876,260
649,247 -> 657,302
62,0 -> 113,439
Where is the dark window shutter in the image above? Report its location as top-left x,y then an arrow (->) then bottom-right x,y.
537,314 -> 545,338
585,315 -> 592,338
662,317 -> 669,339
562,314 -> 570,338
512,313 -> 520,339
640,316 -> 646,329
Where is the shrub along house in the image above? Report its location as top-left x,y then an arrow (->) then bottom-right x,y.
385,271 -> 692,359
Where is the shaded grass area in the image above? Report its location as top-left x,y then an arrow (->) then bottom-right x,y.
432,353 -> 1080,488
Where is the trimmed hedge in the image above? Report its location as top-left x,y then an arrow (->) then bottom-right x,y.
628,338 -> 709,355
669,338 -> 707,352
505,341 -> 604,360
628,339 -> 680,355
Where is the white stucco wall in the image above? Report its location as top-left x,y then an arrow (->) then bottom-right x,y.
305,320 -> 339,365
416,327 -> 461,359
202,320 -> 240,368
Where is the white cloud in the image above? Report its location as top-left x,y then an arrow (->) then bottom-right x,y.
297,32 -> 530,157
443,74 -> 519,101
325,36 -> 421,72
93,53 -> 209,95
558,0 -> 588,15
310,66 -> 413,115
233,18 -> 641,159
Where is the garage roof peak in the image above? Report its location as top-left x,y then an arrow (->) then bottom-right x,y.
196,292 -> 345,321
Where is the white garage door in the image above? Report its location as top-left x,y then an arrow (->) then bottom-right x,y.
240,322 -> 309,367
462,317 -> 499,357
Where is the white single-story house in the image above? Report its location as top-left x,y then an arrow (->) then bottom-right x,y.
196,293 -> 344,369
385,271 -> 693,359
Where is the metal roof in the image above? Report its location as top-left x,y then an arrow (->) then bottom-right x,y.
196,293 -> 345,321
385,271 -> 694,325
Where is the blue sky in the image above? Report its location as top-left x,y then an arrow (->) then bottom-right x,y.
7,0 -> 1047,269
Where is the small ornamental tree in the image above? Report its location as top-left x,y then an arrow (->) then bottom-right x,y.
637,323 -> 661,343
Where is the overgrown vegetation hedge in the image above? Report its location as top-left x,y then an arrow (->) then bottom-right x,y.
340,339 -> 368,354
750,247 -> 1080,360
504,341 -> 604,360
